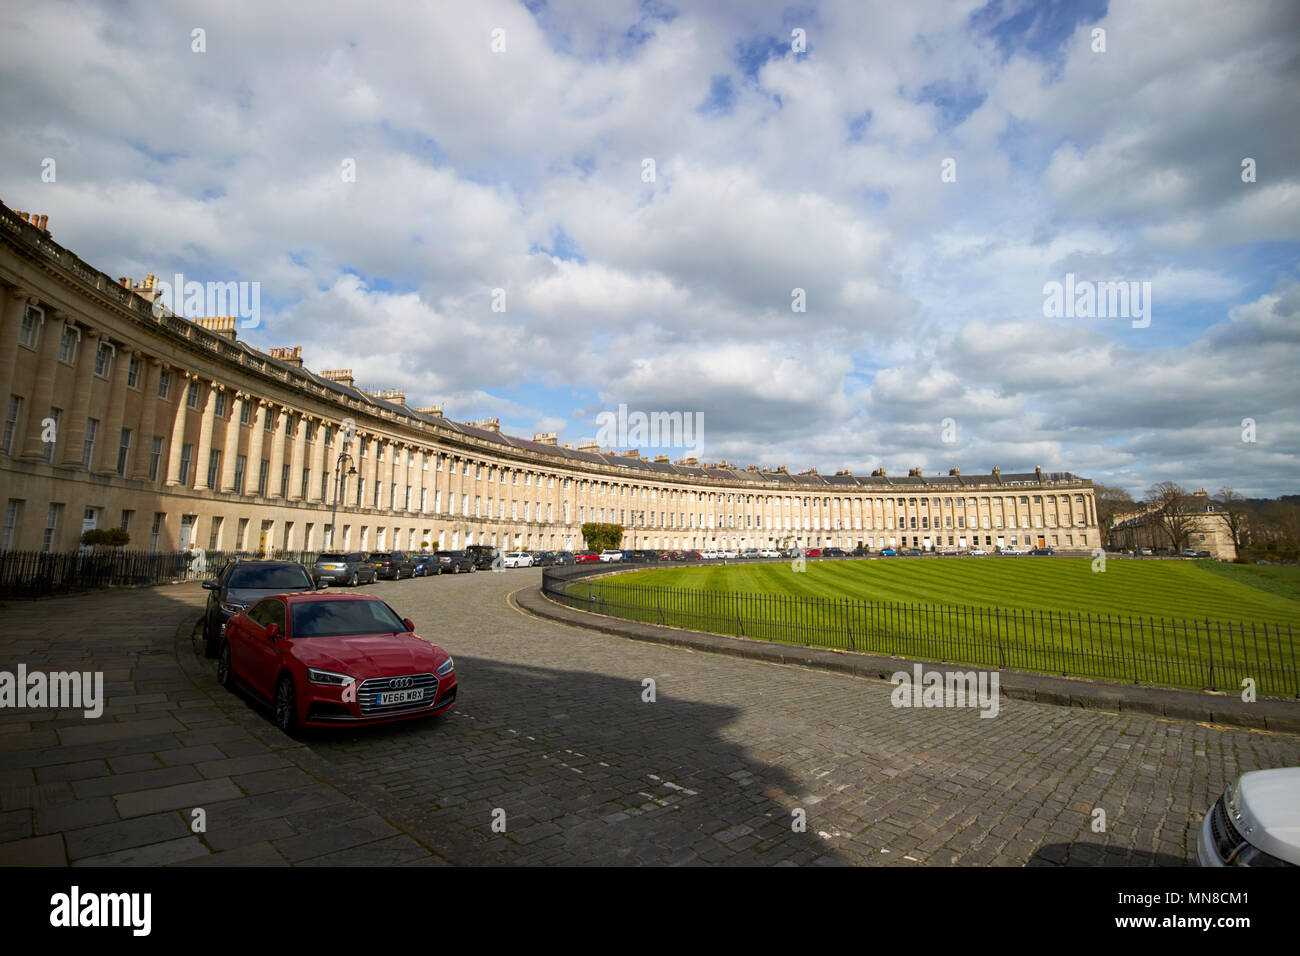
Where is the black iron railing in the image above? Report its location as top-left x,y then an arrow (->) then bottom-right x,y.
541,564 -> 1300,698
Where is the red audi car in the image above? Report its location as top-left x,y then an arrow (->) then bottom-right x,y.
575,552 -> 600,563
216,592 -> 457,733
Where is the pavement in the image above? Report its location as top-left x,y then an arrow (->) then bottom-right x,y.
1,569 -> 1298,866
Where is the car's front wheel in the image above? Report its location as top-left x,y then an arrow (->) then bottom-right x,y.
217,642 -> 234,689
202,615 -> 220,658
274,675 -> 299,735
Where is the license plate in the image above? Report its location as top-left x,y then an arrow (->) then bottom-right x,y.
376,689 -> 424,705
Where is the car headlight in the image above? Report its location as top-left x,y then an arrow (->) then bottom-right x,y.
307,668 -> 356,687
436,656 -> 455,676
219,601 -> 246,615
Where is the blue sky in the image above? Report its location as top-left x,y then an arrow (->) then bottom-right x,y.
1,0 -> 1296,496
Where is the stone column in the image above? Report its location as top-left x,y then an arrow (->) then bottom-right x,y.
411,447 -> 425,514
289,412 -> 307,499
364,434 -> 380,509
19,306 -> 60,460
60,327 -> 100,469
132,359 -> 163,479
268,405 -> 288,498
245,400 -> 267,495
164,371 -> 193,486
391,442 -> 406,512
219,392 -> 243,491
192,381 -> 219,490
0,288 -> 33,406
93,341 -> 133,475
309,418 -> 327,502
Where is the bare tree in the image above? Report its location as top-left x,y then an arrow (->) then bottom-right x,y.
1093,483 -> 1135,547
1144,481 -> 1196,552
1212,486 -> 1250,548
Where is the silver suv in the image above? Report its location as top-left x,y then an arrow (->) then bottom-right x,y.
1197,767 -> 1300,866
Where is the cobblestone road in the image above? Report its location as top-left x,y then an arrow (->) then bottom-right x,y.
2,570 -> 1297,865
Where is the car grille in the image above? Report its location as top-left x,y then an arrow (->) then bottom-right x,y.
356,673 -> 440,715
1209,796 -> 1248,863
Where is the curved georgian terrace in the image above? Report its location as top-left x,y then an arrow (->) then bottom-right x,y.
0,203 -> 1098,558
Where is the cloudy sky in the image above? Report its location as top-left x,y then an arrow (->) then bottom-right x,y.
3,0 -> 1297,497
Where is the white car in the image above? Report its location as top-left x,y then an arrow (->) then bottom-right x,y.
700,549 -> 719,559
968,548 -> 990,556
502,551 -> 533,568
1197,767 -> 1300,867
719,549 -> 739,559
759,549 -> 780,558
1000,548 -> 1024,556
598,550 -> 623,562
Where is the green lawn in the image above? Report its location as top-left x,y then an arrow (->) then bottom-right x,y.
550,558 -> 1300,696
608,558 -> 1300,626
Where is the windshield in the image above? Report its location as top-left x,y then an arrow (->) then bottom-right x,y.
227,565 -> 312,590
316,553 -> 346,563
290,599 -> 406,638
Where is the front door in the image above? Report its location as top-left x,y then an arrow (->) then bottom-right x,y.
178,514 -> 196,551
80,507 -> 99,552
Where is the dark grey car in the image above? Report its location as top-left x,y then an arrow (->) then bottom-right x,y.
311,551 -> 379,587
201,559 -> 323,657
435,550 -> 476,574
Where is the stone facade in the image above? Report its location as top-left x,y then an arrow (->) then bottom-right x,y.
0,201 -> 1100,555
1109,491 -> 1239,560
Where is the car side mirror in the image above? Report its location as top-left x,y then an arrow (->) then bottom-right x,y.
265,623 -> 280,641
403,618 -> 415,632
202,579 -> 219,590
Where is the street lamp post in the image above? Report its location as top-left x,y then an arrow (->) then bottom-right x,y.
329,451 -> 357,550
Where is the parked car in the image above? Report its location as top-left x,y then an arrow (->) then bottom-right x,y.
719,548 -> 739,559
679,550 -> 701,561
823,547 -> 847,557
503,551 -> 534,568
434,550 -> 475,574
368,551 -> 415,580
575,552 -> 600,563
1029,547 -> 1054,556
202,559 -> 323,657
464,545 -> 500,570
312,552 -> 378,587
598,550 -> 623,562
1001,548 -> 1025,556
968,548 -> 990,556
1197,767 -> 1300,867
216,592 -> 457,733
1182,549 -> 1200,558
936,547 -> 961,556
880,548 -> 899,557
1196,550 -> 1212,558
411,553 -> 440,577
760,548 -> 781,558
805,548 -> 823,557
902,548 -> 923,557
741,549 -> 760,559
530,551 -> 557,567
552,551 -> 576,566
700,549 -> 719,559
